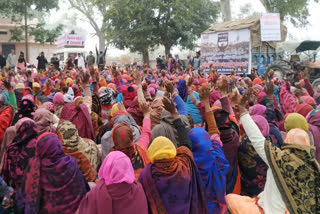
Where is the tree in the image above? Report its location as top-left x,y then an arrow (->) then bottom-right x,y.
67,0 -> 107,52
154,0 -> 220,56
30,23 -> 64,44
0,0 -> 59,61
103,0 -> 219,63
221,0 -> 232,22
103,0 -> 158,64
259,0 -> 319,26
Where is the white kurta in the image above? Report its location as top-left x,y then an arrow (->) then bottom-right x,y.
77,56 -> 85,69
240,113 -> 287,214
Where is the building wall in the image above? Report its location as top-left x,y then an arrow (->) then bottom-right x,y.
0,18 -> 57,66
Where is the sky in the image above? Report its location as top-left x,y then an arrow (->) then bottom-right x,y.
46,0 -> 320,57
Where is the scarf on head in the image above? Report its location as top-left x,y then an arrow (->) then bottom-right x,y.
127,97 -> 144,126
11,99 -> 36,126
60,102 -> 95,141
99,88 -> 116,106
186,92 -> 202,124
0,120 -> 37,189
78,152 -> 148,214
0,105 -> 14,142
150,97 -> 164,129
307,111 -> 320,163
139,141 -> 208,214
177,79 -> 187,100
265,141 -> 320,214
120,85 -> 136,108
209,90 -> 221,107
16,133 -> 89,214
33,108 -> 56,136
57,121 -> 99,174
151,110 -> 191,147
296,104 -> 314,117
189,128 -> 229,213
101,113 -> 141,161
0,126 -> 16,163
249,104 -> 266,116
92,94 -> 102,116
238,135 -> 268,197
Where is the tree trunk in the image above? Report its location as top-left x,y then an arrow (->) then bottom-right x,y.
221,0 -> 232,22
97,33 -> 106,52
165,45 -> 171,59
142,48 -> 149,65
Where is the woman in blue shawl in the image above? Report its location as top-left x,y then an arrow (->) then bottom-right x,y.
186,91 -> 202,124
189,127 -> 229,214
177,79 -> 187,101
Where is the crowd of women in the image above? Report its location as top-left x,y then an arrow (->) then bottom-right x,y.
0,61 -> 319,214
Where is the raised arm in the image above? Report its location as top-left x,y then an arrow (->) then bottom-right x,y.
239,88 -> 268,165
165,81 -> 188,116
199,85 -> 220,136
136,102 -> 151,149
162,97 -> 192,150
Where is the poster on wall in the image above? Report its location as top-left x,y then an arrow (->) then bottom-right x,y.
201,28 -> 251,74
260,13 -> 281,41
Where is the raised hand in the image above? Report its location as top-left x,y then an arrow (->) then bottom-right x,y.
199,85 -> 211,102
81,71 -> 90,85
217,76 -> 228,96
265,81 -> 275,98
162,96 -> 177,116
239,88 -> 253,107
132,70 -> 142,85
140,102 -> 151,117
302,67 -> 309,79
117,102 -> 127,112
165,81 -> 174,94
2,79 -> 11,90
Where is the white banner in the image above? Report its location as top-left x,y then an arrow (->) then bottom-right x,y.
260,13 -> 281,41
201,28 -> 251,74
57,34 -> 85,48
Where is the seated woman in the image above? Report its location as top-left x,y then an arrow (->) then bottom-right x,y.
33,108 -> 56,135
16,133 -> 89,214
226,88 -> 320,214
0,119 -> 37,189
109,102 -> 151,180
78,151 -> 148,214
189,85 -> 229,213
57,121 -> 100,182
139,97 -> 208,214
238,115 -> 269,197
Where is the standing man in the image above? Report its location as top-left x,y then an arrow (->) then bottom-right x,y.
86,51 -> 95,67
193,51 -> 201,74
7,50 -> 17,70
50,53 -> 60,70
76,53 -> 85,69
187,54 -> 193,67
37,52 -> 48,71
0,52 -> 6,72
96,46 -> 107,69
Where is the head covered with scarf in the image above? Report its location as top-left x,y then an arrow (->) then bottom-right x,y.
139,136 -> 208,214
188,127 -> 229,213
33,108 -> 56,136
16,133 -> 88,214
0,120 -> 37,189
78,151 -> 148,214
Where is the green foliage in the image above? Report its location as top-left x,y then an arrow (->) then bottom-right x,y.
102,0 -> 219,55
260,0 -> 319,26
29,23 -> 64,44
0,0 -> 58,16
9,28 -> 24,42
